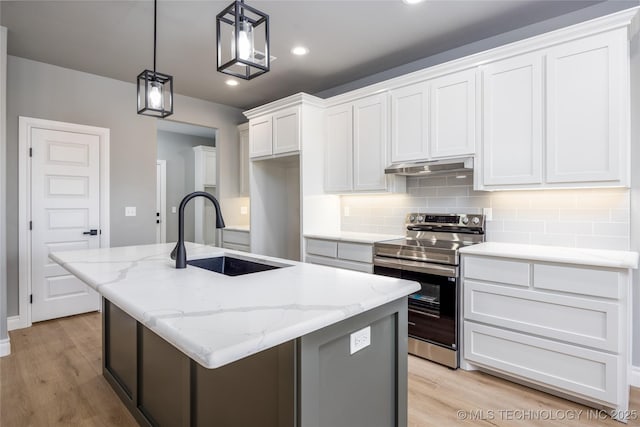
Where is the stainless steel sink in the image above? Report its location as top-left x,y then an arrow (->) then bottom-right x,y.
187,256 -> 286,276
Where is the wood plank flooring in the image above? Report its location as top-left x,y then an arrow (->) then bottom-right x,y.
1,312 -> 638,426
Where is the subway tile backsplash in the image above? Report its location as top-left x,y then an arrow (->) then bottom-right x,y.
340,175 -> 630,250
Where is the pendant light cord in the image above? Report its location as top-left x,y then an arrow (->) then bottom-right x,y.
153,0 -> 157,74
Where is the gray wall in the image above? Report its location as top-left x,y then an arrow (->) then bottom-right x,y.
157,130 -> 216,243
5,56 -> 243,318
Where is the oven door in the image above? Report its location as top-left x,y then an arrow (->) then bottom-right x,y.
373,257 -> 458,349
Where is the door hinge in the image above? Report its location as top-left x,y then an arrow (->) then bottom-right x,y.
29,148 -> 32,157
29,294 -> 33,304
29,221 -> 32,230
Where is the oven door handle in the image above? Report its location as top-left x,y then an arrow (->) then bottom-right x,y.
373,256 -> 457,277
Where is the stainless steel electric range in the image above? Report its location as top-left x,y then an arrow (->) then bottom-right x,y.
373,213 -> 486,369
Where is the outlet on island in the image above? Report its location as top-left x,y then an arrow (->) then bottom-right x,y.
350,326 -> 371,355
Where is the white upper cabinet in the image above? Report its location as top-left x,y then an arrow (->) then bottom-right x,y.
273,106 -> 301,155
249,106 -> 300,159
353,94 -> 388,191
481,52 -> 544,187
324,104 -> 353,192
545,31 -> 626,185
249,115 -> 273,158
325,94 -> 403,194
390,82 -> 430,162
478,28 -> 629,190
430,69 -> 477,159
390,69 -> 478,163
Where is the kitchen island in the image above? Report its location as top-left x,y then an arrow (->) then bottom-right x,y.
51,243 -> 419,427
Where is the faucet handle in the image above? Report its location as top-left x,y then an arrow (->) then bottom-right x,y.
170,243 -> 178,260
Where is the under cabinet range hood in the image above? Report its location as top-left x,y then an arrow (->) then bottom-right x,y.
384,157 -> 473,176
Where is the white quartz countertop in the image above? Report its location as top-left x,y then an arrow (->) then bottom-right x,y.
51,243 -> 419,369
303,231 -> 404,244
459,242 -> 639,269
223,225 -> 250,232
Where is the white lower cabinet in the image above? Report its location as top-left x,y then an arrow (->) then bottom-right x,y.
461,254 -> 631,417
222,229 -> 250,252
305,238 -> 373,273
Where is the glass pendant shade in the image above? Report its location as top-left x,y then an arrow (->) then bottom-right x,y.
217,0 -> 269,80
137,70 -> 173,118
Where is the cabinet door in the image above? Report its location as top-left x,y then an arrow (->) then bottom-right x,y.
204,150 -> 216,186
239,126 -> 250,196
249,115 -> 273,158
273,106 -> 300,155
546,31 -> 626,184
482,52 -> 543,186
324,104 -> 353,192
430,69 -> 477,158
353,94 -> 389,191
390,82 -> 429,162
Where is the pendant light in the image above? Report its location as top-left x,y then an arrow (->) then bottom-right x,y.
137,0 -> 173,117
216,0 -> 270,80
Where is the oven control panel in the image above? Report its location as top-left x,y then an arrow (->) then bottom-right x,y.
406,213 -> 485,230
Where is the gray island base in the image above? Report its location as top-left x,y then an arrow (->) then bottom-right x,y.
103,297 -> 409,427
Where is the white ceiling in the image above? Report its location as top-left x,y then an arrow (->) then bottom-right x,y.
0,0 -> 619,109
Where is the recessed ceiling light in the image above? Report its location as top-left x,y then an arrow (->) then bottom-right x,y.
225,79 -> 239,87
402,0 -> 425,4
291,46 -> 309,56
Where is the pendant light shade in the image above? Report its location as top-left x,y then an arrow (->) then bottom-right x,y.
137,0 -> 173,117
216,0 -> 270,80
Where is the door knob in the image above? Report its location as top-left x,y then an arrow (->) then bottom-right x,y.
83,229 -> 98,236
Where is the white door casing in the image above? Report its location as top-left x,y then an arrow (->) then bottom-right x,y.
156,160 -> 166,244
17,117 -> 110,328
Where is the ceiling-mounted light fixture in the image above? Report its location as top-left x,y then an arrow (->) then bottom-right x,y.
216,0 -> 270,80
137,0 -> 173,117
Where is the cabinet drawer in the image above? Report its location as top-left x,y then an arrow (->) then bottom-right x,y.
463,256 -> 530,286
464,280 -> 619,352
305,255 -> 372,274
464,322 -> 618,405
337,242 -> 372,263
533,264 -> 621,299
306,239 -> 338,258
222,230 -> 250,246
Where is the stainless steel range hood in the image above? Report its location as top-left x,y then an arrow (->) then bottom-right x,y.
384,157 -> 473,176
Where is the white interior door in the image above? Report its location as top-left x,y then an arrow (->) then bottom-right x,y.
30,127 -> 101,322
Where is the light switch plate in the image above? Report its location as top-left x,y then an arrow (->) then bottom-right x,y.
344,206 -> 350,217
125,207 -> 136,217
350,326 -> 371,355
240,206 -> 248,215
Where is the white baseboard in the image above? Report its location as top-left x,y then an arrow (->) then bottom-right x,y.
631,366 -> 640,388
8,314 -> 29,331
0,338 -> 10,357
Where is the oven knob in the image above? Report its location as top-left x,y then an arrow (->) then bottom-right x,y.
472,217 -> 480,225
461,217 -> 469,225
417,215 -> 424,222
409,215 -> 416,222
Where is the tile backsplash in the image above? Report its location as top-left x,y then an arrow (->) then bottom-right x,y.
340,174 -> 630,250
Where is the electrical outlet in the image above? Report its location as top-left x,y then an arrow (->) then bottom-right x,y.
240,206 -> 248,215
125,207 -> 136,217
344,206 -> 350,217
350,326 -> 371,355
171,206 -> 177,214
482,207 -> 493,221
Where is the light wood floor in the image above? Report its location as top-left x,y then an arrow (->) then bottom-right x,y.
1,313 -> 638,426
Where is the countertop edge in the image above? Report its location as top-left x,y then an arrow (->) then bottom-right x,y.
459,242 -> 639,269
